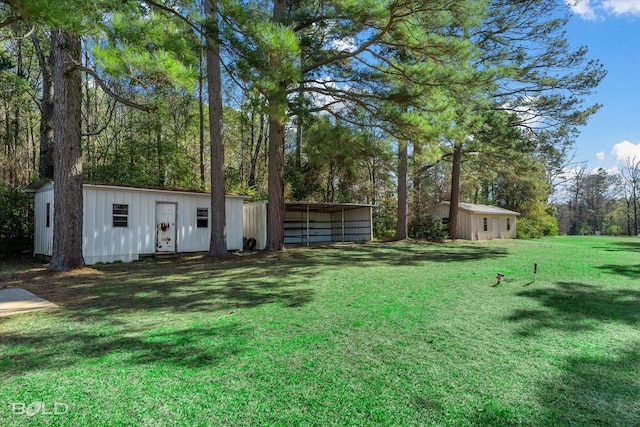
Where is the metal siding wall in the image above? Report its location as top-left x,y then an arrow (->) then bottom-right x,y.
285,210 -> 332,244
34,184 -> 54,256
243,201 -> 267,250
503,215 -> 517,239
458,211 -> 471,240
191,195 -> 211,252
82,187 -> 95,261
225,197 -> 244,251
85,187 -> 143,264
333,207 -> 372,242
176,194 -> 194,252
140,193 -> 153,254
36,184 -> 245,264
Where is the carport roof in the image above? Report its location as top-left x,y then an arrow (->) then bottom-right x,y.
284,201 -> 373,213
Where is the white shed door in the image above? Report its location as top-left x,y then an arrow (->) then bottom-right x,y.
156,203 -> 177,253
492,218 -> 500,239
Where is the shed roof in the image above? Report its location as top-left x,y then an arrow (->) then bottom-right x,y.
24,180 -> 246,198
436,202 -> 520,216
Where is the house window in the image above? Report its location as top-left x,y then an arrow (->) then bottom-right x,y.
46,203 -> 51,228
113,204 -> 129,227
483,217 -> 488,232
507,218 -> 511,231
197,208 -> 208,228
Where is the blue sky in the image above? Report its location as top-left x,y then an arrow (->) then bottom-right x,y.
564,0 -> 640,173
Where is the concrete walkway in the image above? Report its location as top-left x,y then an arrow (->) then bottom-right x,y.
0,288 -> 59,317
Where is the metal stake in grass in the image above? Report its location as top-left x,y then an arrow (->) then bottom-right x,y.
523,263 -> 537,287
493,273 -> 504,287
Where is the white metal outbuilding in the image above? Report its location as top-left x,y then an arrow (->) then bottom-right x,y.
430,201 -> 520,240
243,201 -> 373,250
25,181 -> 245,265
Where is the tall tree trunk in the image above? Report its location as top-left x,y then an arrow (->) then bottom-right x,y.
294,79 -> 304,169
205,0 -> 227,256
10,37 -> 23,186
267,108 -> 286,251
448,142 -> 463,240
266,0 -> 288,251
49,29 -> 84,271
198,28 -> 206,185
412,141 -> 423,217
633,187 -> 638,236
156,129 -> 164,186
396,139 -> 408,239
248,112 -> 264,188
32,33 -> 54,180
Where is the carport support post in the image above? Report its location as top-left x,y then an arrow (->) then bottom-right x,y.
306,205 -> 310,247
341,208 -> 345,242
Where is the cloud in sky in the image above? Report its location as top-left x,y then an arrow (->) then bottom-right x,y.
566,0 -> 640,19
612,140 -> 640,163
565,0 -> 598,20
602,0 -> 640,15
596,151 -> 606,161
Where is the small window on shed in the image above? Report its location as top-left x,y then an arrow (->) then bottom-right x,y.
483,217 -> 488,232
197,208 -> 208,228
113,204 -> 129,227
507,218 -> 511,231
46,203 -> 51,228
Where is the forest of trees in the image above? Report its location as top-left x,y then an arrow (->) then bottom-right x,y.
2,0 -> 629,271
554,160 -> 640,237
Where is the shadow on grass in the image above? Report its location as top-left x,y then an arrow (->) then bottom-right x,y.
457,342 -> 640,426
593,239 -> 640,253
320,241 -> 509,266
503,281 -> 640,425
534,342 -> 640,426
18,253 -> 321,318
14,241 -> 508,318
0,241 -> 508,378
0,321 -> 254,378
506,281 -> 640,336
597,263 -> 640,279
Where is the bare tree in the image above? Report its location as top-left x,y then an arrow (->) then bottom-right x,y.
621,156 -> 640,236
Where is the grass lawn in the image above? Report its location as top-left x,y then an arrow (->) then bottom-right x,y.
1,236 -> 639,426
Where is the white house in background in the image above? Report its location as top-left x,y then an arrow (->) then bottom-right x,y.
243,201 -> 373,250
25,180 -> 245,265
430,202 -> 520,241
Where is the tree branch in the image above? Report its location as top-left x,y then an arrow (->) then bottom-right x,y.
74,63 -> 157,112
0,15 -> 22,30
82,98 -> 117,136
143,0 -> 202,35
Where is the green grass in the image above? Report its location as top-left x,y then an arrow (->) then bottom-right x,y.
1,236 -> 639,426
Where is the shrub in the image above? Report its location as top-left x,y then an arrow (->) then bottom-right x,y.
373,198 -> 397,239
0,186 -> 33,257
517,213 -> 558,239
408,214 -> 445,242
